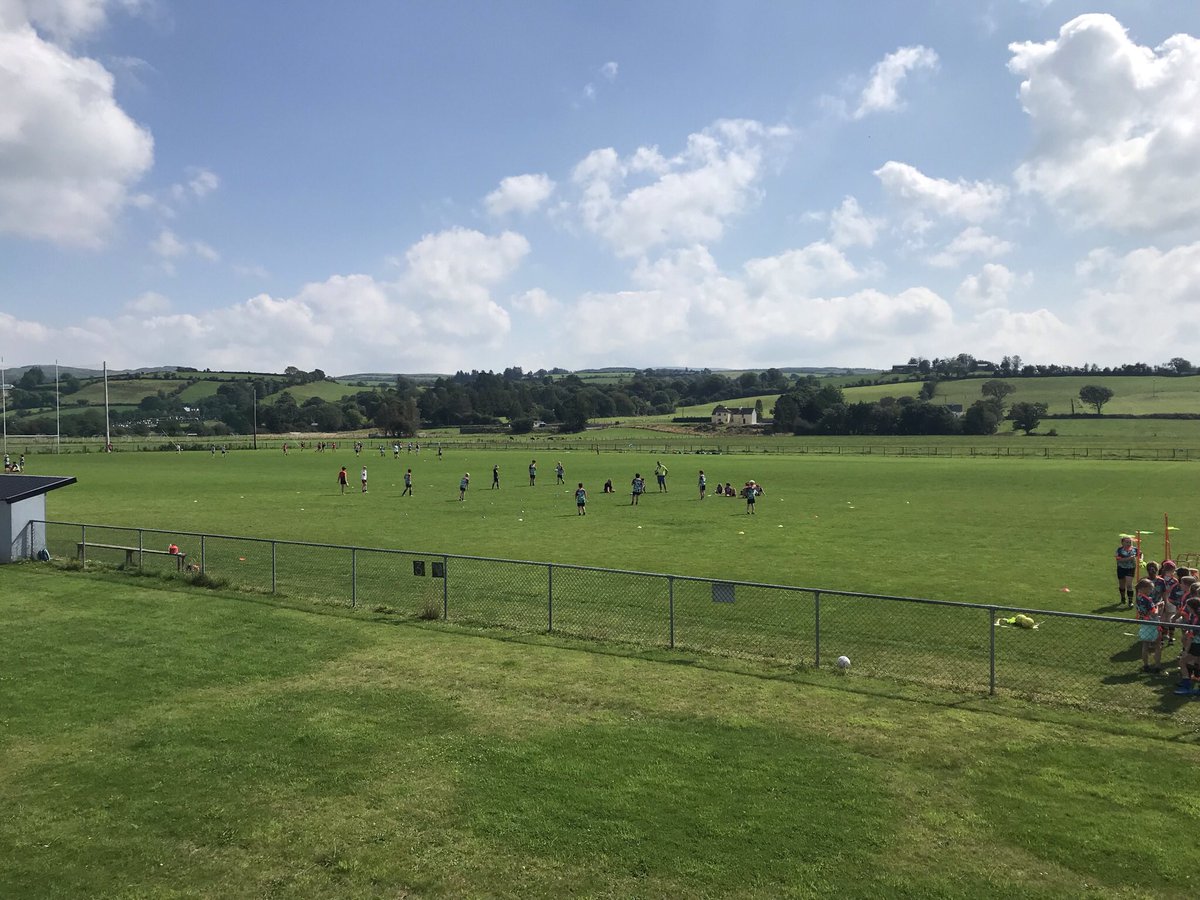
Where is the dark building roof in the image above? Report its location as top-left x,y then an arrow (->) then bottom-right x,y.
0,474 -> 77,504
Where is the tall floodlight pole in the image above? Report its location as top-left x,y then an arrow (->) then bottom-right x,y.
103,360 -> 111,450
1,356 -> 7,460
55,360 -> 61,454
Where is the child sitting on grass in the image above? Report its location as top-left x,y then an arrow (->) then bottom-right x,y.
1135,578 -> 1163,674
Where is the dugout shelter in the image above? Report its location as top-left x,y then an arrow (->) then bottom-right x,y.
0,474 -> 76,563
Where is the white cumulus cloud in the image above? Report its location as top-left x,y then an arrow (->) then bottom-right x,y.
484,173 -> 556,217
928,226 -> 1014,268
854,45 -> 939,119
0,10 -> 153,246
875,161 -> 1008,226
1010,14 -> 1200,232
564,242 -> 951,368
743,241 -> 867,297
829,196 -> 883,248
571,118 -> 791,257
511,288 -> 558,317
0,227 -> 531,373
956,263 -> 1027,309
149,229 -> 220,271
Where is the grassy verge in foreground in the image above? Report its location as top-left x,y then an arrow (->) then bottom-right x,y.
1,568 -> 1197,898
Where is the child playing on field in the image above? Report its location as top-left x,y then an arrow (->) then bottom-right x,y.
575,483 -> 587,516
1135,578 -> 1163,673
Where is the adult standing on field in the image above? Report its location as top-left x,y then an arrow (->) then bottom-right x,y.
337,466 -> 349,495
1116,535 -> 1140,607
492,464 -> 500,489
655,460 -> 668,492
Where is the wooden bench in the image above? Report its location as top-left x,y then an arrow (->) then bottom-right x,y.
77,543 -> 188,571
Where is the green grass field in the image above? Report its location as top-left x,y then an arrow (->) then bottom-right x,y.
29,445 -> 1200,723
840,374 -> 1200,415
28,447 -> 1200,612
69,377 -> 191,405
269,380 -> 378,404
1,567 -> 1195,898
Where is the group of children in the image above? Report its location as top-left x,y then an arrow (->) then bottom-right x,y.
1132,558 -> 1200,695
331,455 -> 766,517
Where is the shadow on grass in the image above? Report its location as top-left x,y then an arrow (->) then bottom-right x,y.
1109,641 -> 1144,663
36,562 -> 1200,745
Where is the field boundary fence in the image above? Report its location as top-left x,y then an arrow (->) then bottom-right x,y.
30,518 -> 1200,724
7,435 -> 1199,460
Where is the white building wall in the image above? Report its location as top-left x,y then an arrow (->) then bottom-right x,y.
3,495 -> 47,563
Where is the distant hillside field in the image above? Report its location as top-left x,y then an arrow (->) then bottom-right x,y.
70,378 -> 190,405
842,374 -> 1200,414
673,394 -> 782,418
270,381 -> 378,403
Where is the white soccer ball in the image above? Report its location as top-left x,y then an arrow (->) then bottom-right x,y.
836,655 -> 851,670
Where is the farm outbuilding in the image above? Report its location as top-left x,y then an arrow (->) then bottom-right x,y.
711,405 -> 758,426
0,474 -> 76,563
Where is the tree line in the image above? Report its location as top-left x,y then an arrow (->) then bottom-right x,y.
0,359 -> 1141,439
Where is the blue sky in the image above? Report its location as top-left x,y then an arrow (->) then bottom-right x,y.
3,0 -> 1200,374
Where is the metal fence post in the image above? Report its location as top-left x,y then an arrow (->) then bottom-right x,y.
200,534 -> 206,573
547,563 -> 554,633
989,608 -> 997,696
137,528 -> 144,570
271,541 -> 277,593
351,548 -> 357,608
442,554 -> 449,620
668,576 -> 675,649
814,590 -> 821,668
80,524 -> 86,565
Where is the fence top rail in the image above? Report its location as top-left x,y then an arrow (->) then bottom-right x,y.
41,518 -> 1196,628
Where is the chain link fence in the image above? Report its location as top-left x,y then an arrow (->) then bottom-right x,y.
10,434 -> 1200,460
34,519 -> 1200,724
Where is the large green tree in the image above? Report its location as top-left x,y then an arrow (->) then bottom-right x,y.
1078,384 -> 1114,414
1009,401 -> 1048,435
962,399 -> 1003,435
980,380 -> 1015,409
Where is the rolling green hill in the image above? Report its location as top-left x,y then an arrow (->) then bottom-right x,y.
269,381 -> 379,403
70,378 -> 190,405
843,374 -> 1200,414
